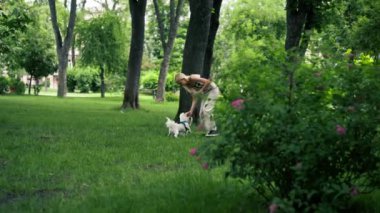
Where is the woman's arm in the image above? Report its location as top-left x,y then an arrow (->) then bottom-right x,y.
187,95 -> 197,116
189,75 -> 211,92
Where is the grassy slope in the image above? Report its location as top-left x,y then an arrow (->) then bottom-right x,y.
0,95 -> 263,213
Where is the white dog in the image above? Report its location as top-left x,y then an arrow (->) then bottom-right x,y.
165,113 -> 192,138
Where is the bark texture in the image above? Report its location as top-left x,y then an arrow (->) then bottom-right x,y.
175,0 -> 213,121
122,0 -> 147,109
285,0 -> 314,107
154,0 -> 185,102
202,0 -> 222,79
48,0 -> 77,97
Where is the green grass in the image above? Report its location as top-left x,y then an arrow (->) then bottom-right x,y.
0,94 -> 264,213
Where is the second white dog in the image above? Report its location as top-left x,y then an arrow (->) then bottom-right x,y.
165,113 -> 192,138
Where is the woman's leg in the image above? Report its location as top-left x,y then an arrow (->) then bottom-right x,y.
199,88 -> 219,133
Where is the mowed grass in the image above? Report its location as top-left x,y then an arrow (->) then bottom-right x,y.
0,95 -> 263,213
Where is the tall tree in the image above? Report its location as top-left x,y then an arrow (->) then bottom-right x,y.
77,11 -> 127,98
202,0 -> 222,79
18,5 -> 57,95
175,0 -> 213,119
153,0 -> 185,102
48,0 -> 77,97
285,0 -> 329,107
0,0 -> 31,69
122,0 -> 147,109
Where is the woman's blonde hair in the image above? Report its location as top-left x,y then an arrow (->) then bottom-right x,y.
175,73 -> 187,83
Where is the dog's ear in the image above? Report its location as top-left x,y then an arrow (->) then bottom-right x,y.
166,117 -> 171,121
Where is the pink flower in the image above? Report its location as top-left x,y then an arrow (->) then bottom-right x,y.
189,148 -> 197,156
350,187 -> 359,196
336,125 -> 347,136
231,98 -> 245,110
202,163 -> 209,170
269,203 -> 278,213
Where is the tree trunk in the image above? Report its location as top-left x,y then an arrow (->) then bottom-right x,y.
34,79 -> 40,95
48,0 -> 77,97
122,0 -> 147,109
155,0 -> 185,102
71,34 -> 76,67
28,76 -> 32,95
175,0 -> 213,120
152,0 -> 167,51
202,0 -> 222,79
285,0 -> 308,108
57,52 -> 69,96
100,64 -> 105,98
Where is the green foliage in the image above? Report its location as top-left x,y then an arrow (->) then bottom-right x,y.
67,69 -> 76,92
202,45 -> 380,211
0,0 -> 31,67
165,72 -> 179,92
213,0 -> 285,73
0,76 -> 25,95
76,67 -> 99,93
145,1 -> 188,71
15,4 -> 57,80
165,91 -> 179,102
68,67 -> 100,93
141,71 -> 158,90
350,0 -> 380,55
9,77 -> 25,95
0,76 -> 9,94
141,71 -> 179,92
76,11 -> 128,74
104,73 -> 125,93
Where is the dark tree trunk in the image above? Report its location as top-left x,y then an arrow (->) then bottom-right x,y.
48,0 -> 77,97
122,0 -> 147,109
202,0 -> 222,79
71,34 -> 76,67
153,0 -> 167,51
155,0 -> 185,102
175,0 -> 213,120
285,0 -> 310,107
28,76 -> 32,95
100,65 -> 105,98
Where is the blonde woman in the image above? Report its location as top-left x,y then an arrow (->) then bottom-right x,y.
175,73 -> 220,137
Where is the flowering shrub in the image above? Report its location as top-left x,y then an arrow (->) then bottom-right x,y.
202,52 -> 380,211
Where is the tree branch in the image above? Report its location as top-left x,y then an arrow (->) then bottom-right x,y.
63,0 -> 77,52
153,0 -> 167,50
48,0 -> 63,49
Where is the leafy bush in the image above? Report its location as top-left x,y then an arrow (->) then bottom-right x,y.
165,73 -> 180,92
0,76 -> 9,94
72,67 -> 99,93
9,78 -> 25,95
90,75 -> 101,92
199,40 -> 380,212
105,73 -> 125,93
67,69 -> 76,92
165,91 -> 179,102
141,71 -> 180,93
141,71 -> 158,90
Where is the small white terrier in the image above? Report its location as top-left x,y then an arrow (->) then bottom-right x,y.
165,113 -> 192,138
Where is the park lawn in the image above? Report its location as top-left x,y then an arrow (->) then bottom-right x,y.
0,95 -> 263,213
